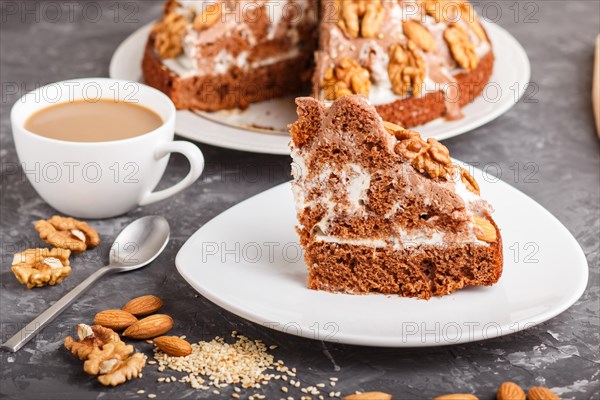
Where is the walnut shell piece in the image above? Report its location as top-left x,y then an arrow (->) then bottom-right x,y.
64,324 -> 122,360
322,57 -> 371,100
388,41 -> 426,97
444,24 -> 479,71
34,216 -> 100,253
337,0 -> 386,39
11,248 -> 71,289
97,353 -> 147,387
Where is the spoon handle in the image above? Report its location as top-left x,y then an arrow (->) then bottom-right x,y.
1,266 -> 112,352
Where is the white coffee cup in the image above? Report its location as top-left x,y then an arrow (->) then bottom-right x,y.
11,78 -> 204,219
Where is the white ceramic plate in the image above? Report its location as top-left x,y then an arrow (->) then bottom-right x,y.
110,22 -> 530,155
175,163 -> 588,347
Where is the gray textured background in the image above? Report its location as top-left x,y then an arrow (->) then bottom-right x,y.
1,1 -> 599,399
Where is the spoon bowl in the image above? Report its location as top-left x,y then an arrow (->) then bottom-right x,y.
109,216 -> 170,269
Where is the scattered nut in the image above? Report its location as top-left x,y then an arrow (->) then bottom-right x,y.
433,394 -> 478,400
123,314 -> 174,339
497,382 -> 525,400
11,248 -> 71,289
64,324 -> 122,360
94,310 -> 138,331
526,386 -> 560,400
154,336 -> 193,357
122,295 -> 164,316
343,393 -> 392,400
34,215 -> 100,253
83,341 -> 134,375
97,353 -> 147,387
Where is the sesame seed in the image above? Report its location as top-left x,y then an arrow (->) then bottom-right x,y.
330,377 -> 338,382
137,390 -> 145,394
147,395 -> 156,399
213,390 -> 220,395
331,381 -> 336,387
232,394 -> 240,399
317,383 -> 325,388
282,387 -> 289,393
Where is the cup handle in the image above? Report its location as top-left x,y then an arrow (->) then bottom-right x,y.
138,141 -> 204,206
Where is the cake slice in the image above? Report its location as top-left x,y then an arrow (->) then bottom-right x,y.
143,0 -> 318,111
289,95 -> 502,299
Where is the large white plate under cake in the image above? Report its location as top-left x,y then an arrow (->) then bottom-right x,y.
176,165 -> 588,347
110,22 -> 530,155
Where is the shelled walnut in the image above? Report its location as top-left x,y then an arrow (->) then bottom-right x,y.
389,122 -> 453,179
11,248 -> 71,289
336,0 -> 385,39
444,23 -> 479,70
34,215 -> 100,253
153,11 -> 190,59
388,41 -> 426,97
64,324 -> 122,360
323,57 -> 371,100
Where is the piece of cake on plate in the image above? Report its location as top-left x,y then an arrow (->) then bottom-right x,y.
143,0 -> 319,111
289,95 -> 502,299
313,0 -> 494,127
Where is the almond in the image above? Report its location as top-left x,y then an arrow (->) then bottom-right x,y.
154,336 -> 192,357
527,387 -> 559,400
433,395 -> 478,400
497,382 -> 525,400
344,392 -> 392,400
123,314 -> 173,339
93,310 -> 137,331
402,20 -> 436,52
473,216 -> 497,243
122,295 -> 163,316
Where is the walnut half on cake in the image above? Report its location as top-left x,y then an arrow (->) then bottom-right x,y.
289,95 -> 503,299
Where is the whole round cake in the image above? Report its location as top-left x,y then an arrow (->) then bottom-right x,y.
142,0 -> 493,127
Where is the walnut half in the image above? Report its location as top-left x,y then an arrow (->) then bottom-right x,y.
11,248 -> 71,289
153,11 -> 190,59
97,353 -> 147,387
64,324 -> 122,361
34,215 -> 100,253
322,58 -> 371,100
444,24 -> 479,71
337,0 -> 386,39
388,41 -> 426,97
389,122 -> 453,179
